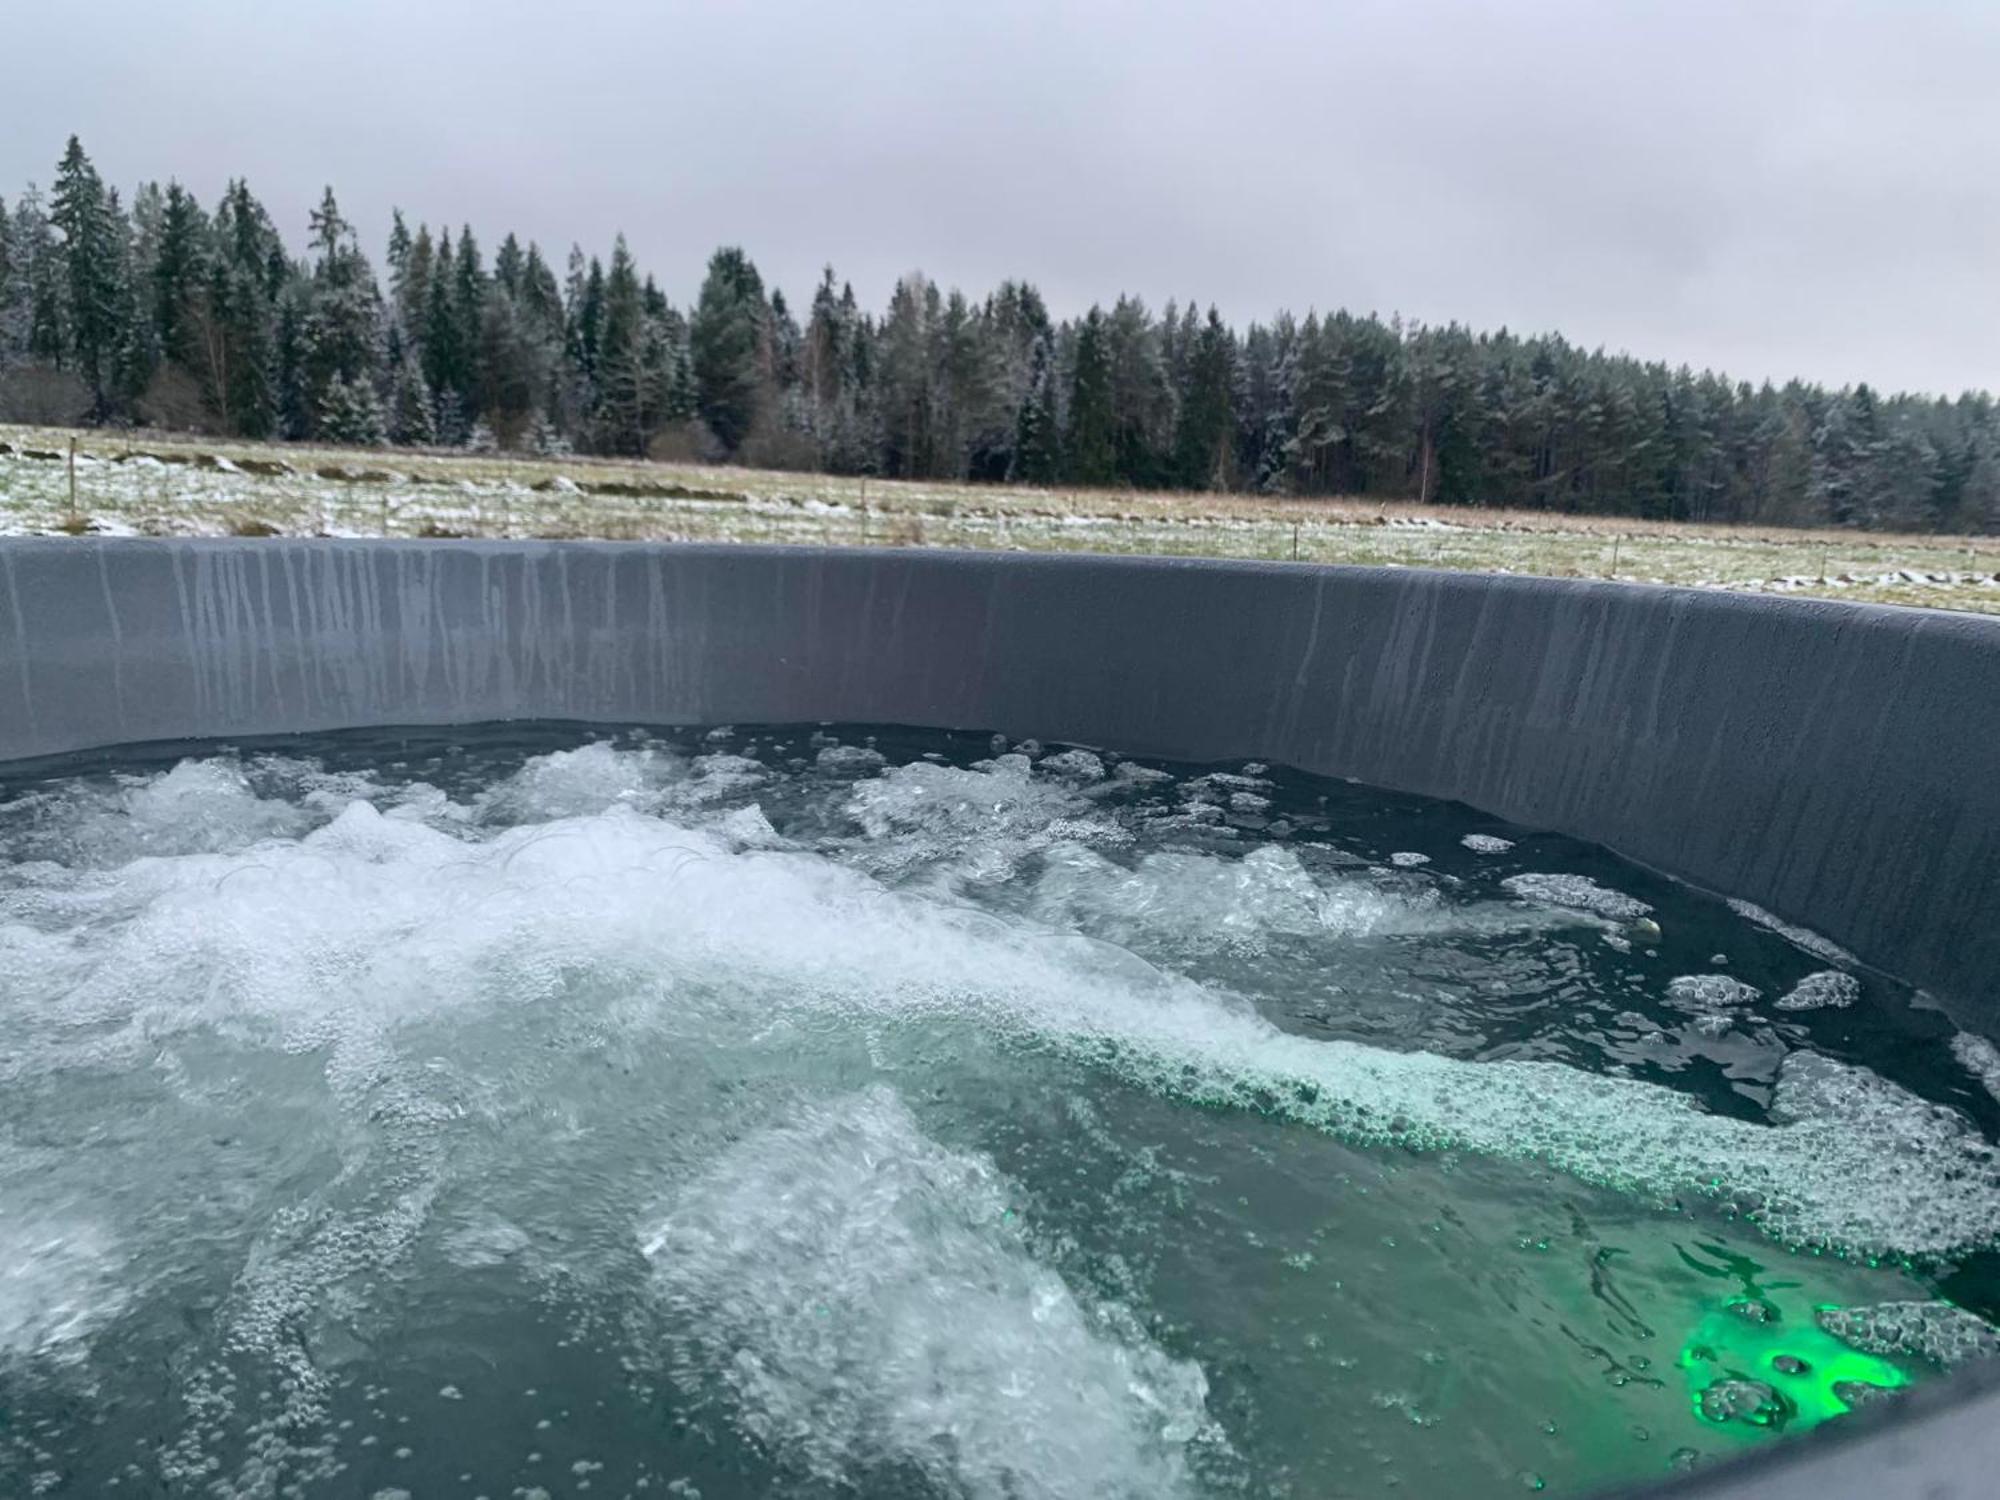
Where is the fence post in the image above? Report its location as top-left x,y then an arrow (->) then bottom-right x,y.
67,438 -> 79,531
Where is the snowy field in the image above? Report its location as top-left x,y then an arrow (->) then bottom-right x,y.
4,423 -> 1999,615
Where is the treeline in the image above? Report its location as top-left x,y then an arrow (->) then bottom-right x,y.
2,136 -> 1996,531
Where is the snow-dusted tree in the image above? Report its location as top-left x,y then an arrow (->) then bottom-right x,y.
1012,336 -> 1060,483
194,179 -> 283,437
524,407 -> 569,456
319,372 -> 386,445
594,236 -> 645,452
0,191 -> 56,366
298,188 -> 383,435
149,183 -> 209,374
0,197 -> 12,365
691,246 -> 766,453
1065,306 -> 1115,485
50,137 -> 126,416
876,272 -> 935,477
390,358 -> 436,446
433,386 -> 467,447
422,228 -> 470,410
1173,308 -> 1236,490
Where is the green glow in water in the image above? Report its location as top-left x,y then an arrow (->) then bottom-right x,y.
1679,1293 -> 1909,1436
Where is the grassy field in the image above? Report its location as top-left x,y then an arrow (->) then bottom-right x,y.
5,421 -> 1999,615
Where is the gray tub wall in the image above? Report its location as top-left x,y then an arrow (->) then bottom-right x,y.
1,538 -> 1996,1013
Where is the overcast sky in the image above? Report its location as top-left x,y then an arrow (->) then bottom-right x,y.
6,0 -> 1995,395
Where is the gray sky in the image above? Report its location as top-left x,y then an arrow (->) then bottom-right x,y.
6,0 -> 1996,395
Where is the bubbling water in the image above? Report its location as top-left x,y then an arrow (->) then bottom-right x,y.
1,722 -> 1996,1499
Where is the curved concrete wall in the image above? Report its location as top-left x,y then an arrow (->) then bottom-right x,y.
2,538 -> 1996,1012
2,536 -> 1998,1498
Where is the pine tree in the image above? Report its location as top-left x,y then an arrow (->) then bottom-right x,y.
434,387 -> 467,448
1065,307 -> 1116,484
198,180 -> 282,437
395,221 -> 433,364
319,372 -> 385,445
385,210 -> 412,296
877,273 -> 935,476
273,282 -> 311,439
50,137 -> 126,416
2,189 -> 64,370
691,246 -> 767,453
1173,308 -> 1236,490
1012,337 -> 1060,483
494,233 -> 525,298
595,234 -> 652,454
525,407 -> 570,456
423,229 -> 467,407
390,359 -> 436,445
107,189 -> 157,410
151,182 -> 209,372
0,197 -> 13,365
451,226 -> 486,416
0,191 -> 59,368
299,188 -> 382,436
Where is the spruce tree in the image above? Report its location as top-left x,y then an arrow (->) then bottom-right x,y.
391,359 -> 436,445
201,181 -> 282,437
300,188 -> 383,436
1065,307 -> 1116,485
0,197 -> 12,364
5,188 -> 68,370
319,372 -> 386,445
596,234 -> 651,454
1012,337 -> 1060,483
691,246 -> 767,453
50,137 -> 125,416
1173,308 -> 1236,490
151,182 -> 209,372
422,229 -> 466,406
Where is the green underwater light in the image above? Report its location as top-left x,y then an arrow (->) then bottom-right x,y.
1679,1293 -> 1909,1435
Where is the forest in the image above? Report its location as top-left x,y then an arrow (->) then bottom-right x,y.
2,136 -> 1994,532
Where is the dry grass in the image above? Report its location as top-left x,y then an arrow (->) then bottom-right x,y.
5,421 -> 1999,617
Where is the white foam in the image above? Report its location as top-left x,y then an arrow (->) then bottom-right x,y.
7,739 -> 2000,1482
8,785 -> 1993,1258
1819,1300 -> 2000,1369
1726,898 -> 1860,968
1664,975 -> 1762,1013
844,756 -> 1121,886
0,1216 -> 127,1362
0,758 -> 311,868
474,740 -> 680,821
1461,834 -> 1514,854
1041,749 -> 1106,782
1954,1032 -> 2000,1104
641,1087 -> 1218,1498
1777,971 -> 1861,1011
815,744 -> 886,776
1503,873 -> 1653,921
